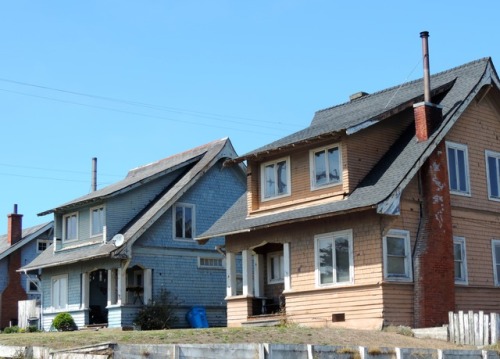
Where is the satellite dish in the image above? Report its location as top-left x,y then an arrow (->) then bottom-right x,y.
112,234 -> 125,247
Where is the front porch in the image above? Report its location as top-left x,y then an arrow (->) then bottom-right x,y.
225,242 -> 290,326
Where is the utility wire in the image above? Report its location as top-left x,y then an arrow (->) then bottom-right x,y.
0,77 -> 302,130
0,162 -> 122,178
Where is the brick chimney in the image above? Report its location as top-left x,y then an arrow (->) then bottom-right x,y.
7,204 -> 23,246
413,31 -> 455,328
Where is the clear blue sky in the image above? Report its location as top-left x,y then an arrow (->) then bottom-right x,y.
1,1 -> 499,232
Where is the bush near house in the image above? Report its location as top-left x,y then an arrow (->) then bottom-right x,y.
52,313 -> 77,331
134,290 -> 179,330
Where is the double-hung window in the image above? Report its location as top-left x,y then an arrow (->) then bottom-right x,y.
315,229 -> 353,286
485,150 -> 500,201
446,142 -> 470,195
492,240 -> 500,286
52,274 -> 68,310
63,213 -> 78,241
261,157 -> 290,200
310,144 -> 341,189
90,206 -> 105,236
267,251 -> 284,284
173,203 -> 195,240
383,229 -> 412,281
453,236 -> 468,285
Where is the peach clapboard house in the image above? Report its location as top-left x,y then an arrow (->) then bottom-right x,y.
197,33 -> 500,329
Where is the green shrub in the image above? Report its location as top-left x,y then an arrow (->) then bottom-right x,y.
3,326 -> 20,334
26,325 -> 39,333
134,290 -> 179,330
52,312 -> 77,331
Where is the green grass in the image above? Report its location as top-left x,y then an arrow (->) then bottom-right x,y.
0,326 -> 471,351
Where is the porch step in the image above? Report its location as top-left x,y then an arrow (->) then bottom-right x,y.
81,323 -> 108,330
241,315 -> 283,327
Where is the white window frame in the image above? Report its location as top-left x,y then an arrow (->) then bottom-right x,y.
198,257 -> 225,269
37,239 -> 51,253
62,212 -> 78,242
453,236 -> 468,285
492,240 -> 500,286
485,150 -> 500,201
51,274 -> 68,310
267,251 -> 284,284
26,275 -> 40,294
383,229 -> 413,282
314,229 -> 354,287
173,203 -> 195,240
310,143 -> 342,190
446,141 -> 471,196
90,205 -> 105,237
260,157 -> 291,201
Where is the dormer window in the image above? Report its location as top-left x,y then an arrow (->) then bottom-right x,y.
90,206 -> 105,237
261,157 -> 291,201
310,144 -> 342,189
63,212 -> 78,241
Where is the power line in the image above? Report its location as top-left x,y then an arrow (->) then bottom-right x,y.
0,162 -> 122,178
0,87 -> 290,136
0,77 -> 303,131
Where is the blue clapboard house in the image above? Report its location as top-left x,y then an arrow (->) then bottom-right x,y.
21,138 -> 246,330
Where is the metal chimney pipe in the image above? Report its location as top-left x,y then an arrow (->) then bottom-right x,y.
92,157 -> 97,192
420,31 -> 431,103
13,204 -> 18,214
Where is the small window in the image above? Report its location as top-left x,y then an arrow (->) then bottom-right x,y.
315,229 -> 354,287
485,150 -> 500,201
173,203 -> 195,240
446,142 -> 470,196
383,229 -> 412,281
492,240 -> 500,286
267,251 -> 284,284
198,257 -> 225,269
37,239 -> 51,253
52,274 -> 68,310
454,236 -> 468,285
260,157 -> 291,200
63,213 -> 78,241
310,144 -> 342,189
90,206 -> 105,236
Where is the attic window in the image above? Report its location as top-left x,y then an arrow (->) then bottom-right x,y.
260,157 -> 291,201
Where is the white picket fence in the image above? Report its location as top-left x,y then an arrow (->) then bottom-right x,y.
18,300 -> 40,329
448,311 -> 500,346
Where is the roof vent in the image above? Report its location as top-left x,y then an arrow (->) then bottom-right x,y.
349,91 -> 369,101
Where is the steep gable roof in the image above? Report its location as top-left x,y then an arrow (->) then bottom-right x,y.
22,138 -> 242,271
198,58 -> 500,240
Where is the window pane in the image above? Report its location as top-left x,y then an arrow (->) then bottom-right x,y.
276,161 -> 287,195
495,244 -> 500,263
185,207 -> 192,238
448,148 -> 458,190
175,206 -> 183,238
91,208 -> 104,236
65,215 -> 77,240
387,237 -> 405,256
388,257 -> 406,276
264,164 -> 275,198
318,238 -> 333,284
335,237 -> 350,282
453,243 -> 462,260
457,150 -> 467,192
328,147 -> 340,182
314,151 -> 327,185
488,156 -> 499,198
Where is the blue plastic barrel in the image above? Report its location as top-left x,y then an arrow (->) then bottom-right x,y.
186,306 -> 209,328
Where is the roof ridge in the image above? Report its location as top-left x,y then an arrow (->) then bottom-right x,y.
127,137 -> 227,177
314,57 -> 491,115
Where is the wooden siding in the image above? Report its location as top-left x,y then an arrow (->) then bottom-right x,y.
226,296 -> 253,327
284,284 -> 384,329
455,286 -> 500,313
381,283 -> 414,326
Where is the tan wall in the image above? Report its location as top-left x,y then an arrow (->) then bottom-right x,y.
247,109 -> 414,215
226,296 -> 253,327
381,283 -> 414,327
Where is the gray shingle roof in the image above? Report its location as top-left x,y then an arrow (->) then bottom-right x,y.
22,138 -> 240,271
197,58 -> 499,240
0,222 -> 53,261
